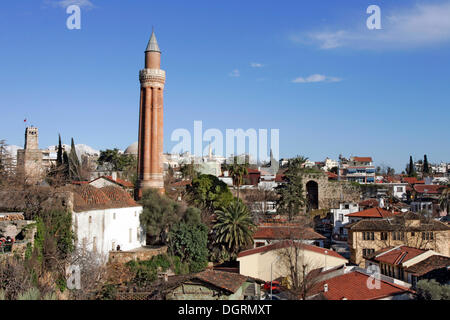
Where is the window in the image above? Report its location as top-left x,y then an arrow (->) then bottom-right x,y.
129,228 -> 132,243
411,232 -> 415,237
381,232 -> 388,240
339,214 -> 344,221
89,216 -> 92,224
363,248 -> 375,256
345,204 -> 349,209
364,232 -> 374,240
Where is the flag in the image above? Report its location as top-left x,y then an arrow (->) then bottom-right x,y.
24,119 -> 27,122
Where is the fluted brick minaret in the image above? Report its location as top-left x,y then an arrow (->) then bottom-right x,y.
136,31 -> 165,198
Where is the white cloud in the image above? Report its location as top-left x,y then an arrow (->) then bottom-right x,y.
250,62 -> 264,68
45,0 -> 95,9
229,69 -> 240,77
292,74 -> 342,83
292,2 -> 450,50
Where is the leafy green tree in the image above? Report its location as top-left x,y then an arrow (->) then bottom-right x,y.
180,160 -> 198,180
139,189 -> 185,244
213,201 -> 256,259
186,174 -> 234,214
276,156 -> 307,220
168,222 -> 209,273
97,148 -> 135,172
225,156 -> 249,200
415,279 -> 450,300
32,210 -> 75,274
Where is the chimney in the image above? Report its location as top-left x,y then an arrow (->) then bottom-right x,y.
324,284 -> 328,292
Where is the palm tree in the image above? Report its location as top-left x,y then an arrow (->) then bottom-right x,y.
226,157 -> 249,200
213,201 -> 256,258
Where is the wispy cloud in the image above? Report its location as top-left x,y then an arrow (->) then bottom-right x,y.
291,2 -> 450,50
229,69 -> 240,77
250,62 -> 264,68
45,0 -> 95,9
292,74 -> 342,83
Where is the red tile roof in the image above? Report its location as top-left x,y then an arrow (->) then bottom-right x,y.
368,246 -> 426,265
358,199 -> 379,207
308,271 -> 411,300
326,171 -> 338,179
346,207 -> 397,219
104,176 -> 134,188
402,177 -> 425,185
353,157 -> 372,162
237,241 -> 346,260
275,174 -> 286,182
413,184 -> 445,195
172,180 -> 192,187
253,225 -> 325,241
404,255 -> 450,276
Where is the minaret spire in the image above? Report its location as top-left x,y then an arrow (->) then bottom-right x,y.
146,30 -> 161,53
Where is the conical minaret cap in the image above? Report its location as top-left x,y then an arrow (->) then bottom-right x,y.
145,31 -> 161,53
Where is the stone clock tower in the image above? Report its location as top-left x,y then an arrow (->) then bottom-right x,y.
136,31 -> 165,198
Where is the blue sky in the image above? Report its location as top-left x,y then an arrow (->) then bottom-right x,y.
1,0 -> 450,172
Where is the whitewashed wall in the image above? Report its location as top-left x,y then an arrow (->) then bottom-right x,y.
72,206 -> 145,258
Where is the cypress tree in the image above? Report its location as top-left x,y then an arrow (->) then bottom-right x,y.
69,138 -> 82,181
57,134 -> 63,166
408,156 -> 416,177
423,154 -> 430,174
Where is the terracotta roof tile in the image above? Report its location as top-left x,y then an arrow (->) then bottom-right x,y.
413,184 -> 445,195
367,246 -> 426,265
308,271 -> 411,300
404,255 -> 450,276
346,207 -> 397,219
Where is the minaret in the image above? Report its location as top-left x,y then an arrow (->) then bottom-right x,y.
136,31 -> 165,198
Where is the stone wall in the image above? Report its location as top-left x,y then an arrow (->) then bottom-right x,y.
108,246 -> 167,264
301,172 -> 361,210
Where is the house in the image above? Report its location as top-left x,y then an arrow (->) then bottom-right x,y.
363,245 -> 449,287
339,156 -> 375,183
403,255 -> 450,286
306,266 -> 414,300
411,184 -> 447,217
346,212 -> 450,266
237,241 -> 348,283
62,184 -> 146,258
252,223 -> 326,248
330,202 -> 359,239
163,270 -> 264,300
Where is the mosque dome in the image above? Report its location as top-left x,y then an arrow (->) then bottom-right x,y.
124,142 -> 138,156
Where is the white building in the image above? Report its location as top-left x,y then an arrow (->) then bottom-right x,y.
330,202 -> 359,238
67,185 -> 145,259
